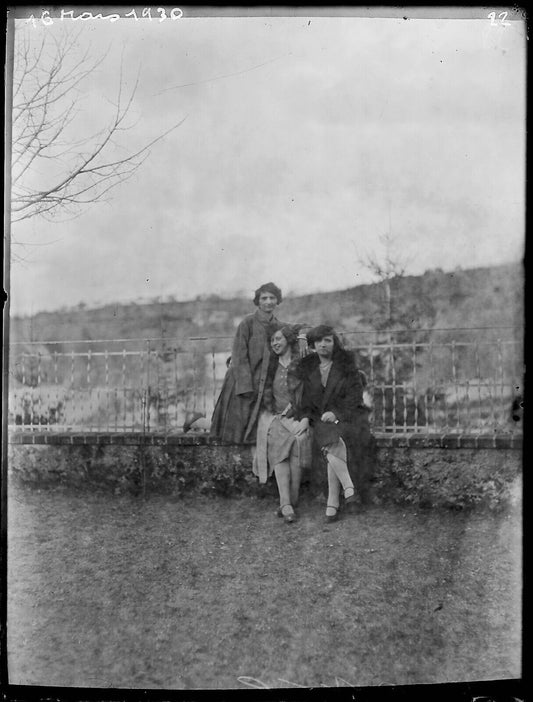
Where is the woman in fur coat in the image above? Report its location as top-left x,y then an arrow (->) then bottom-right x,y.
289,325 -> 374,522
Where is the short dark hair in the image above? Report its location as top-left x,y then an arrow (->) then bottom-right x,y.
271,324 -> 299,348
306,325 -> 344,352
253,282 -> 282,306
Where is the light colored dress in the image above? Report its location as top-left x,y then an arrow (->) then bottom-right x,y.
253,359 -> 311,484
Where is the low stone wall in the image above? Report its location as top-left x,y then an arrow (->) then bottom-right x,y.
8,432 -> 522,510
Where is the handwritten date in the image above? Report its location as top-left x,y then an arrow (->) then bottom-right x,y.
27,8 -> 183,26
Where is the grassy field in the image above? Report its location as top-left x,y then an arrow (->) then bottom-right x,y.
7,483 -> 521,690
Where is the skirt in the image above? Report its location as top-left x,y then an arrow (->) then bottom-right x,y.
253,411 -> 312,484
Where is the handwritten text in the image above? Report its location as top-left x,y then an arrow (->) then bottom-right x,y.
27,8 -> 183,26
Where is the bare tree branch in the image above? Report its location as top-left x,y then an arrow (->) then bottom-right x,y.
11,26 -> 186,226
357,232 -> 409,283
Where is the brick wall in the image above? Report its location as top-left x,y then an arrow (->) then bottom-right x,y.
8,432 -> 522,510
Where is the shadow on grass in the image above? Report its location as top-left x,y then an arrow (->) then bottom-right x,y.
7,483 -> 521,689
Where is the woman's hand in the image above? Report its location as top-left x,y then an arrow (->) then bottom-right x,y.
297,336 -> 309,357
320,411 -> 337,423
295,417 -> 309,435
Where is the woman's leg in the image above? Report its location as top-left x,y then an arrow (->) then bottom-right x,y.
274,461 -> 294,516
327,453 -> 355,497
326,463 -> 341,517
326,440 -> 355,499
288,454 -> 302,507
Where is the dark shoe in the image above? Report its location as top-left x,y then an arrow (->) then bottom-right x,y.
344,488 -> 357,513
325,505 -> 339,523
279,504 -> 296,524
344,487 -> 356,503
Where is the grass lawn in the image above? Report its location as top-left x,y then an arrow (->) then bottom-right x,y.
7,482 -> 521,689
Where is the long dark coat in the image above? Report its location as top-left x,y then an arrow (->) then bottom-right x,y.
289,349 -> 375,501
210,309 -> 282,444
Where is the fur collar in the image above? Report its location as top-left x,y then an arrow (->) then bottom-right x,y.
298,349 -> 357,374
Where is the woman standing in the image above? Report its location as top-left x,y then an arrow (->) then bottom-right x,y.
253,325 -> 311,523
290,325 -> 373,522
210,282 -> 284,444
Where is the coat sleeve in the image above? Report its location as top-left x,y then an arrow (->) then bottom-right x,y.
330,367 -> 365,423
285,358 -> 303,418
261,355 -> 279,413
262,383 -> 274,413
231,319 -> 254,396
299,389 -> 320,422
290,376 -> 321,423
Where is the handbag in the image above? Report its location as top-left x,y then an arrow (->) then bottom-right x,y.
313,420 -> 341,448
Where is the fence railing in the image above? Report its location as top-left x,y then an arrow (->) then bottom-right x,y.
8,328 -> 523,435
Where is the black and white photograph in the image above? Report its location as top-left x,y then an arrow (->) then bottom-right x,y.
3,5 -> 525,694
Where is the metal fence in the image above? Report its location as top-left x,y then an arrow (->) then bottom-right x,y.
8,328 -> 523,435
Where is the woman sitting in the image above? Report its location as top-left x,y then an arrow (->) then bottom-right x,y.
253,325 -> 311,523
290,325 -> 373,522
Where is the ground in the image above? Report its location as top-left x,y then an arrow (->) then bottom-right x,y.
7,482 -> 521,690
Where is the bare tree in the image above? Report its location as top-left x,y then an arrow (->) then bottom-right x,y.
11,26 -> 186,224
357,231 -> 435,429
359,231 -> 409,280
358,231 -> 410,329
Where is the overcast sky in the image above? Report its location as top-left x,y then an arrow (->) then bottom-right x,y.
9,8 -> 526,316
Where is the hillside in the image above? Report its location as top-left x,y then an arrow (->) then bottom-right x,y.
10,262 -> 524,345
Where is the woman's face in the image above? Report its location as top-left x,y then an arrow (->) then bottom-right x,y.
271,330 -> 289,356
258,292 -> 278,314
314,335 -> 335,360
